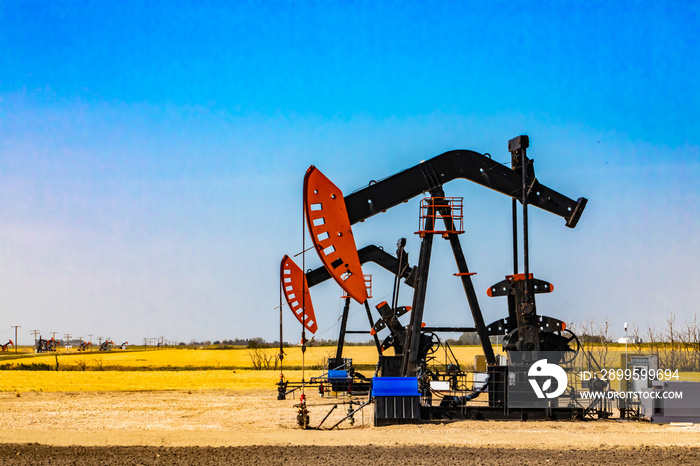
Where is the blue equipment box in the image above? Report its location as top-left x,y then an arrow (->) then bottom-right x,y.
372,377 -> 420,397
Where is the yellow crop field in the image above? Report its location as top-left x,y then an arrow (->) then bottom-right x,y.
1,348 -> 245,369
1,347 -> 358,370
7,344 -> 695,394
2,366 -> 699,393
0,369 -> 312,392
0,345 -> 505,371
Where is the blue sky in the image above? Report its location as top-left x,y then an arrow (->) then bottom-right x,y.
0,1 -> 698,345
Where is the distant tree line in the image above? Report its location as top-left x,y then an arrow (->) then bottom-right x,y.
568,314 -> 700,372
195,337 -> 378,349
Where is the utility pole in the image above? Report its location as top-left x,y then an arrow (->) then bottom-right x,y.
31,329 -> 41,352
10,326 -> 21,354
50,331 -> 58,340
88,334 -> 94,351
64,334 -> 72,351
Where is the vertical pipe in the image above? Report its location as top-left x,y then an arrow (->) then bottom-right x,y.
521,150 -> 530,302
391,241 -> 404,311
512,198 -> 518,275
279,281 -> 284,373
301,197 -> 306,389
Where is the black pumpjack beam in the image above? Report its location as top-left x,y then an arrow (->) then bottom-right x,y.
343,149 -> 586,228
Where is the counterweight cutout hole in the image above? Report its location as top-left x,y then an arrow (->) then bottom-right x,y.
330,258 -> 344,269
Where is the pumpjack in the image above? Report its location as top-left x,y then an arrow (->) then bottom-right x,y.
36,337 -> 59,353
1,340 -> 13,351
280,135 -> 590,424
78,341 -> 92,351
99,340 -> 114,351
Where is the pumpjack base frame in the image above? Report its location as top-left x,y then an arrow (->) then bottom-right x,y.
372,362 -> 600,426
373,398 -> 587,426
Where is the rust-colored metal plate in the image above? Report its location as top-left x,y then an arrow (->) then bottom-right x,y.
304,166 -> 368,304
280,255 -> 318,334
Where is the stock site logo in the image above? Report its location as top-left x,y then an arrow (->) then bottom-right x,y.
528,359 -> 567,399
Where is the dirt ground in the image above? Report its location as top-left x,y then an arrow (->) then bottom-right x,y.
3,444 -> 700,466
1,389 -> 699,464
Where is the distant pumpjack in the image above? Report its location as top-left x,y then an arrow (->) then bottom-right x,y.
36,337 -> 59,353
99,340 -> 114,351
78,341 -> 92,351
